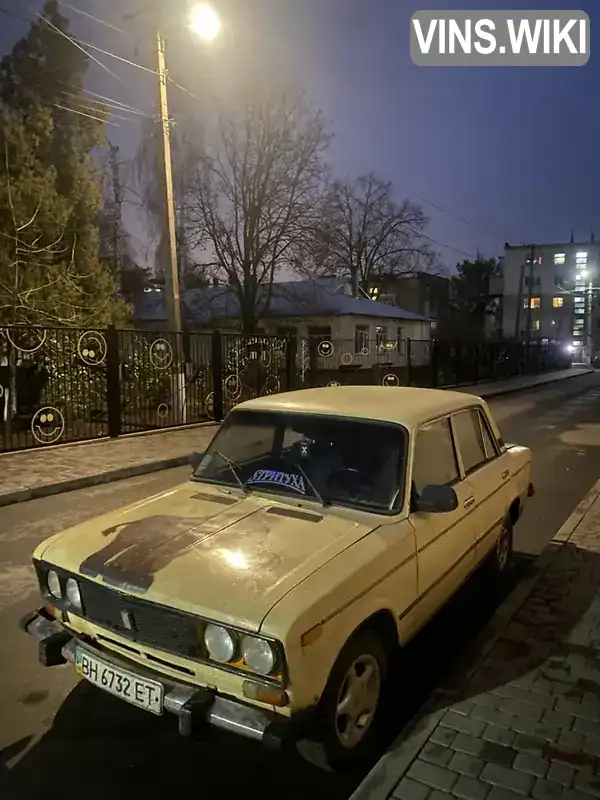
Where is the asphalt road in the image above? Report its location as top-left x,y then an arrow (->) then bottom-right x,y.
1,371 -> 600,799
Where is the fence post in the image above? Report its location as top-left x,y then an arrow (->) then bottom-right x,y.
106,325 -> 121,438
406,338 -> 412,385
211,329 -> 224,422
285,336 -> 297,391
430,339 -> 438,388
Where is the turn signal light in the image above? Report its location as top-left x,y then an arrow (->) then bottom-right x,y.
242,680 -> 288,707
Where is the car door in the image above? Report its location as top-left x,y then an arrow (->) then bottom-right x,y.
408,415 -> 477,630
450,407 -> 513,567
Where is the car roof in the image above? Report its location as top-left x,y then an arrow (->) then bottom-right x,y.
234,385 -> 485,428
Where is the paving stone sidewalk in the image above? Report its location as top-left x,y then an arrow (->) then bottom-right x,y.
0,366 -> 592,509
0,425 -> 217,507
351,479 -> 600,800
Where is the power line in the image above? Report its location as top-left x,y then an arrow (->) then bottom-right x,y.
414,193 -> 508,242
56,0 -> 132,38
418,232 -> 478,260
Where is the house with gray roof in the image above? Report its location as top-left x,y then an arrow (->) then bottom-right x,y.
133,278 -> 431,367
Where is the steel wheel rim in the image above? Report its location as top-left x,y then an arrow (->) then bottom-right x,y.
496,524 -> 511,572
334,653 -> 381,749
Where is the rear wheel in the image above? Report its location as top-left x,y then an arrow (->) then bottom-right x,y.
298,630 -> 388,773
485,516 -> 513,581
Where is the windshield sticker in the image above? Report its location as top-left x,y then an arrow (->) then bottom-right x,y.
247,469 -> 306,495
299,440 -> 310,458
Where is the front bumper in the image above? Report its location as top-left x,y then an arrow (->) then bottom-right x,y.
21,610 -> 312,749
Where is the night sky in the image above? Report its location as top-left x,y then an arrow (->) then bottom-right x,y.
0,0 -> 598,270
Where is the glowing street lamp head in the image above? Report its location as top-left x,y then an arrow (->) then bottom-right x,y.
189,3 -> 221,41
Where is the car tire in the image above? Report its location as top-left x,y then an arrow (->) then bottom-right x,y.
298,630 -> 389,773
485,516 -> 513,581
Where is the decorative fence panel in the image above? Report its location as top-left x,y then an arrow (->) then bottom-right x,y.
0,325 -> 574,453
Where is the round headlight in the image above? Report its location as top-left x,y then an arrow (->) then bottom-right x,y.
47,570 -> 62,599
204,624 -> 237,663
242,636 -> 276,675
65,578 -> 82,609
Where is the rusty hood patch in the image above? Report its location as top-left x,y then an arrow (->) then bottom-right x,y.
38,481 -> 374,629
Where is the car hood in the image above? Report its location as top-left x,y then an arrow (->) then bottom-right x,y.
38,481 -> 374,631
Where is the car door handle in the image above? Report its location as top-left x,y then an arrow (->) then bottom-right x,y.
464,496 -> 475,509
502,469 -> 510,480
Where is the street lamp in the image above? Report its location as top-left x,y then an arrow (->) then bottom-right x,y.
189,3 -> 222,41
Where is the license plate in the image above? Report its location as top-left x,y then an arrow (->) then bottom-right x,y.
75,648 -> 164,715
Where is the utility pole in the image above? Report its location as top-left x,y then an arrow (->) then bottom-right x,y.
525,244 -> 535,345
515,262 -> 525,339
108,142 -> 123,294
156,28 -> 182,332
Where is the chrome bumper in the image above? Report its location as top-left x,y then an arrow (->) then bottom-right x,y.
21,611 -> 306,748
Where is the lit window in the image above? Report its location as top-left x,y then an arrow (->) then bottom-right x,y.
576,252 -> 588,259
530,297 -> 541,309
532,320 -> 540,331
552,297 -> 564,308
574,340 -> 583,346
554,253 -> 566,264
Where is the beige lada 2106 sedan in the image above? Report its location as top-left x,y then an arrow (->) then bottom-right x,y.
22,385 -> 534,771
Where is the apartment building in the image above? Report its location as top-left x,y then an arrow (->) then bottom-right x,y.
501,241 -> 600,359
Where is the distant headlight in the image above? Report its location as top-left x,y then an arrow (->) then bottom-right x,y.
47,570 -> 62,599
242,636 -> 276,675
204,624 -> 237,663
65,578 -> 82,609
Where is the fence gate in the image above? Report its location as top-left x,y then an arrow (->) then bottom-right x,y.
0,326 -> 109,452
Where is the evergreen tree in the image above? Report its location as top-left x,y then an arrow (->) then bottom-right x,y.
0,0 -> 129,326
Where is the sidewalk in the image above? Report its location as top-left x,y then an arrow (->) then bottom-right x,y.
452,366 -> 593,399
351,478 -> 600,800
0,366 -> 592,509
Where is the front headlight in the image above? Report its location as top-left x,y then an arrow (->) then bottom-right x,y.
47,570 -> 62,599
204,624 -> 237,663
65,578 -> 82,609
242,636 -> 276,675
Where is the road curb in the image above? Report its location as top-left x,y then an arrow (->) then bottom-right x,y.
349,476 -> 600,800
0,454 -> 195,508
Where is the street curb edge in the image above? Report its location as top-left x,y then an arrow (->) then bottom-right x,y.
348,476 -> 600,800
0,455 -> 194,508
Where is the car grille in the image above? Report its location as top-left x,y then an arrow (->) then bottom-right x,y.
79,578 -> 201,659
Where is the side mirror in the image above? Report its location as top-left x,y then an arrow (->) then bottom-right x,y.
415,484 -> 458,514
190,451 -> 205,470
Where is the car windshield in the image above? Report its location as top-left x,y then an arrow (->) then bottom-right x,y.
193,409 -> 407,513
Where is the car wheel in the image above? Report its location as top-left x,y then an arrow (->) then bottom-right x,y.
486,516 -> 513,580
299,630 -> 388,773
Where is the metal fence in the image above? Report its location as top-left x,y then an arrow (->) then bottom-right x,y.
0,326 -> 573,453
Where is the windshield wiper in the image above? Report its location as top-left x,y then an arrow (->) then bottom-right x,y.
194,449 -> 248,494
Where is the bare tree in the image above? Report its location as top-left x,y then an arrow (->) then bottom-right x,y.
295,173 -> 436,296
187,90 -> 331,331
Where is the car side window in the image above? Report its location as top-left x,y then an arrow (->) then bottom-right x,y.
479,412 -> 498,460
453,409 -> 493,475
412,417 -> 460,496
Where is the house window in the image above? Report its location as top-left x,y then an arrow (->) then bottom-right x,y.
576,252 -> 588,259
554,275 -> 563,286
275,326 -> 296,337
552,297 -> 564,308
525,276 -> 541,287
354,325 -> 369,353
532,320 -> 540,331
307,326 -> 331,344
524,297 -> 541,309
554,253 -> 566,265
396,327 -> 403,349
376,326 -> 387,347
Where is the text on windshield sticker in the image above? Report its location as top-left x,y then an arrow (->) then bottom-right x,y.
247,469 -> 306,495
